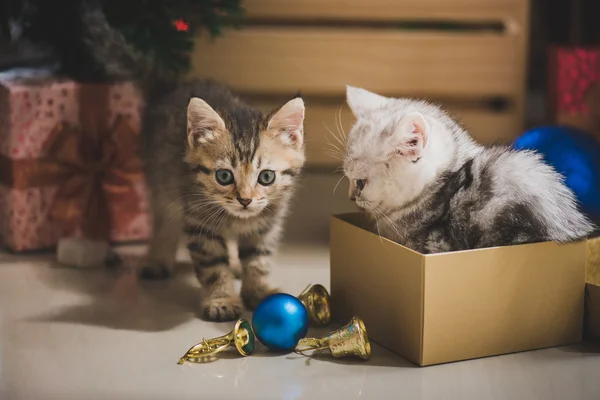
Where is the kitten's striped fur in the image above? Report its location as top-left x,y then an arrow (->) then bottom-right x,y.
77,1 -> 305,321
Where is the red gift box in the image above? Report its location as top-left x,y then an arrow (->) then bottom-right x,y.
0,73 -> 150,252
548,47 -> 600,141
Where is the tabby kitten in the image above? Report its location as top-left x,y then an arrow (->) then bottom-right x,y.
342,86 -> 595,254
144,85 -> 304,321
78,2 -> 305,321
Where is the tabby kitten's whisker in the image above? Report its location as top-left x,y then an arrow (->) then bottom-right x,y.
210,209 -> 229,242
167,200 -> 221,223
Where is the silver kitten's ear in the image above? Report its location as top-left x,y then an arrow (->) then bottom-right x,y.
187,97 -> 226,147
346,85 -> 388,118
267,97 -> 305,148
389,112 -> 429,161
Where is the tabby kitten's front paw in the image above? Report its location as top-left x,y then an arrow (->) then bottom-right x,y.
139,261 -> 173,280
201,296 -> 243,322
241,285 -> 281,310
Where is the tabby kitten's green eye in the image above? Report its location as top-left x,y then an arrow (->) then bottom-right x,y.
258,170 -> 276,186
215,169 -> 234,185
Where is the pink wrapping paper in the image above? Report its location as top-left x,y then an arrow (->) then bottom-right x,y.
0,74 -> 150,252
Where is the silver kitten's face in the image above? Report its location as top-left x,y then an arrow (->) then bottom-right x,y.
343,86 -> 430,213
343,120 -> 391,212
344,158 -> 388,213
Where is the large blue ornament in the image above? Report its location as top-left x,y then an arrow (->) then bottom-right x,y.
513,125 -> 600,222
252,293 -> 309,351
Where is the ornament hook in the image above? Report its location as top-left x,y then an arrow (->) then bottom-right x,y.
294,316 -> 371,360
177,319 -> 255,364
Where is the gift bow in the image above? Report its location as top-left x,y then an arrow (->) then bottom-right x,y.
41,115 -> 143,240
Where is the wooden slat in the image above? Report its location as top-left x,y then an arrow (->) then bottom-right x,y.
243,0 -> 528,22
253,100 -> 521,167
191,28 -> 521,98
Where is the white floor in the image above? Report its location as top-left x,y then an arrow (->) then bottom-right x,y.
1,243 -> 600,400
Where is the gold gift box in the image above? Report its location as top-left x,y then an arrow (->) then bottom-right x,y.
330,213 -> 587,366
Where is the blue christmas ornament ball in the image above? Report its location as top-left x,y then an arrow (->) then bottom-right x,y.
512,125 -> 600,222
252,293 -> 309,351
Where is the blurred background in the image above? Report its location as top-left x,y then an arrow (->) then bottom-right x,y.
1,0 -> 599,251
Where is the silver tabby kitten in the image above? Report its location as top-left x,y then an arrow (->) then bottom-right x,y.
78,3 -> 305,321
343,86 -> 595,254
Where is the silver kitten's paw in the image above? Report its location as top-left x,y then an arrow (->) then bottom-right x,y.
201,296 -> 243,322
241,285 -> 281,310
139,261 -> 173,280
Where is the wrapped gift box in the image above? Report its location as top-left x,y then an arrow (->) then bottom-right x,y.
0,70 -> 150,252
548,47 -> 600,141
330,213 -> 585,366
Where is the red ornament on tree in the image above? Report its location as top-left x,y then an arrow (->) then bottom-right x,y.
173,19 -> 189,32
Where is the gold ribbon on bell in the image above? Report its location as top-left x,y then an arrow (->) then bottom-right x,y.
295,316 -> 371,360
297,284 -> 332,325
177,319 -> 255,364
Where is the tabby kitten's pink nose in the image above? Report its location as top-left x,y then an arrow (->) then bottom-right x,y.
237,197 -> 252,208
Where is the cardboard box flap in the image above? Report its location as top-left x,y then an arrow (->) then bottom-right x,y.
333,213 -> 424,257
585,236 -> 600,340
587,237 -> 600,285
330,215 -> 425,364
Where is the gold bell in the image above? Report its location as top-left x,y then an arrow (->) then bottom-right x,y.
177,319 -> 255,364
297,284 -> 331,325
295,316 -> 371,360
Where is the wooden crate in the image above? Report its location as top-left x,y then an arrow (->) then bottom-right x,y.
190,0 -> 530,168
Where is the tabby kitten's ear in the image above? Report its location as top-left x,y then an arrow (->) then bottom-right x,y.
187,97 -> 226,147
266,98 -> 305,148
387,113 -> 429,162
346,85 -> 388,118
